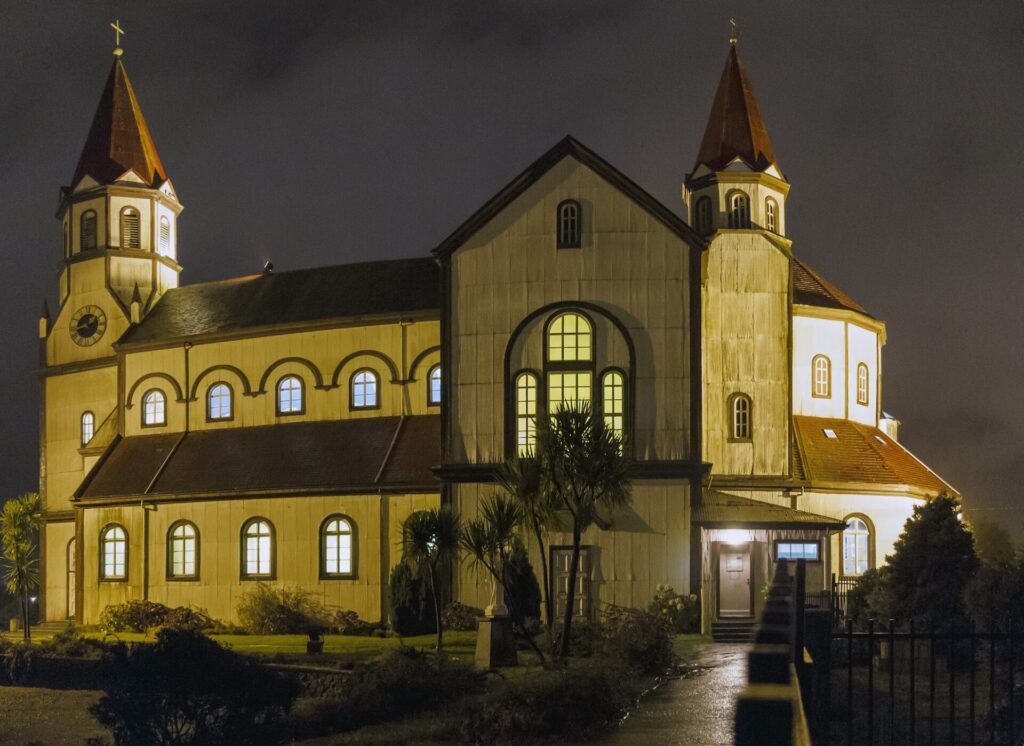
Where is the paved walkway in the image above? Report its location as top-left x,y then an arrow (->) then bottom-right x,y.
596,643 -> 748,746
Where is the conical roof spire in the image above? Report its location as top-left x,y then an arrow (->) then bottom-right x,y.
693,43 -> 779,175
71,55 -> 167,188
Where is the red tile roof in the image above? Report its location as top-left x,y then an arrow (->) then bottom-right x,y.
792,258 -> 870,317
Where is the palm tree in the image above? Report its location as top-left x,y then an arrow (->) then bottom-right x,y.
535,402 -> 631,661
401,507 -> 461,653
0,493 -> 44,642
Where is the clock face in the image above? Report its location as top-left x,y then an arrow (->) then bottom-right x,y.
69,305 -> 107,347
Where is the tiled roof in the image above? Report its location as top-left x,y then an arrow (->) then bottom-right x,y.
792,258 -> 870,317
119,258 -> 439,345
78,415 -> 440,501
694,491 -> 844,528
792,416 -> 955,495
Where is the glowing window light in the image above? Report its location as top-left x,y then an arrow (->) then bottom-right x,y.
720,529 -> 751,545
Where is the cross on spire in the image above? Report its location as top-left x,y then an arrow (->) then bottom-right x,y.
111,20 -> 125,55
729,17 -> 738,46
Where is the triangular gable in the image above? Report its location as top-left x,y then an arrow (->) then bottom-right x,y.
72,174 -> 101,193
433,135 -> 706,258
116,169 -> 146,184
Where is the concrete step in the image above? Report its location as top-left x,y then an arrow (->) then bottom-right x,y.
711,619 -> 755,643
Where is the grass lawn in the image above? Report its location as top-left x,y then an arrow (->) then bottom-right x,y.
0,686 -> 106,745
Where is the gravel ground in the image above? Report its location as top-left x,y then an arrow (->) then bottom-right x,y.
0,687 -> 108,745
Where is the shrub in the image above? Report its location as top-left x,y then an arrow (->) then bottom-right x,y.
99,600 -> 172,633
90,628 -> 299,746
331,609 -> 387,637
648,584 -> 700,633
38,627 -> 109,659
552,616 -> 600,658
389,563 -> 435,636
441,601 -> 483,631
505,539 -> 542,623
236,584 -> 329,634
159,606 -> 213,633
846,567 -> 890,629
600,605 -> 677,675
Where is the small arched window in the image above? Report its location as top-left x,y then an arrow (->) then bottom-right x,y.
120,207 -> 141,249
547,312 -> 592,363
843,517 -> 871,576
168,521 -> 198,579
765,198 -> 778,233
601,370 -> 625,441
242,518 -> 274,578
351,369 -> 380,409
159,216 -> 171,255
812,355 -> 831,398
207,382 -> 233,421
81,411 -> 95,446
515,371 -> 539,457
142,389 -> 167,426
427,365 -> 442,406
556,199 -> 581,249
321,516 -> 356,577
81,210 -> 97,251
728,192 -> 750,229
856,363 -> 869,405
730,393 -> 752,441
100,524 -> 127,580
695,196 -> 713,234
276,375 -> 304,415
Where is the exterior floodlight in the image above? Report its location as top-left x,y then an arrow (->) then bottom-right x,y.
721,529 -> 750,545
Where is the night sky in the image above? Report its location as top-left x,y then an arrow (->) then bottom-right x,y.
1,3 -> 1021,532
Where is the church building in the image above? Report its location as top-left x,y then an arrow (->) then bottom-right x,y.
37,39 -> 955,635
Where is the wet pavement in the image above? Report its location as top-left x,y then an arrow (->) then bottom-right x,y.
596,642 -> 748,746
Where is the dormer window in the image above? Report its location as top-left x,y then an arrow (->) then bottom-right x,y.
120,207 -> 140,249
695,196 -> 713,235
81,210 -> 97,251
728,192 -> 750,228
765,198 -> 778,233
556,199 -> 581,249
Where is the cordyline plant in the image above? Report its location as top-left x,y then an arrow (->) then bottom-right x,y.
401,507 -> 462,653
0,493 -> 43,642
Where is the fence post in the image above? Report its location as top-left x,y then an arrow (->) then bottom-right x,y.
910,618 -> 916,746
795,559 -> 806,668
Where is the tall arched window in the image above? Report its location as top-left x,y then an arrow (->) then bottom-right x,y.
168,521 -> 198,579
242,518 -> 275,579
843,517 -> 871,576
427,365 -> 441,406
100,524 -> 127,580
812,355 -> 832,398
547,312 -> 592,363
695,196 -> 712,234
515,371 -> 539,456
765,198 -> 778,233
207,382 -> 233,421
81,210 -> 97,250
159,216 -> 171,255
351,369 -> 379,409
81,411 -> 95,446
276,375 -> 304,415
546,312 -> 593,414
728,192 -> 750,228
120,207 -> 141,249
730,393 -> 752,441
556,199 -> 581,248
856,363 -> 869,405
601,370 -> 625,441
142,389 -> 166,426
321,516 -> 356,577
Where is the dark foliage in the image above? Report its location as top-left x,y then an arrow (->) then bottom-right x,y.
599,605 -> 677,676
99,601 -> 212,634
964,560 -> 1024,631
505,540 -> 542,624
90,628 -> 299,746
236,584 -> 329,634
648,584 -> 700,634
846,567 -> 890,629
440,601 -> 483,632
331,609 -> 387,637
389,563 -> 435,636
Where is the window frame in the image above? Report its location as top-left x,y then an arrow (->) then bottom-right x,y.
427,364 -> 441,407
841,514 -> 874,577
81,411 -> 95,446
774,540 -> 821,562
81,209 -> 98,251
275,375 -> 305,416
514,370 -> 541,457
695,195 -> 713,234
166,520 -> 200,581
728,392 -> 753,442
158,215 -> 171,255
856,363 -> 869,406
727,191 -> 751,229
319,514 -> 358,579
556,199 -> 582,249
99,523 -> 128,582
119,206 -> 141,249
240,517 -> 276,580
206,381 -> 234,422
812,355 -> 832,399
765,197 -> 778,233
600,368 -> 626,443
141,388 -> 167,428
349,368 -> 381,411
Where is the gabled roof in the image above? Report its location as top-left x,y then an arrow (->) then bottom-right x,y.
693,44 -> 779,175
77,415 -> 440,502
433,135 -> 706,258
792,416 -> 956,496
694,491 -> 844,529
118,258 -> 439,345
792,257 -> 871,317
71,56 -> 167,188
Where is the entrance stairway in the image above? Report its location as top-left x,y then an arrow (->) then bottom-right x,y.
0,619 -> 73,642
711,619 -> 755,643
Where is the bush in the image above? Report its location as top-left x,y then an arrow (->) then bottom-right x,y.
159,606 -> 214,633
389,563 -> 435,636
236,584 -> 329,634
648,584 -> 700,633
601,605 -> 677,675
552,616 -> 600,658
441,601 -> 483,631
38,627 -> 110,659
505,539 -> 542,623
846,567 -> 890,629
99,601 -> 172,633
331,609 -> 387,637
90,628 -> 299,746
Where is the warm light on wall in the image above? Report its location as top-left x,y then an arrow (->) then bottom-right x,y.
721,529 -> 751,545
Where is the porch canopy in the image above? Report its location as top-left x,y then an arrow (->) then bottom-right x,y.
694,490 -> 846,531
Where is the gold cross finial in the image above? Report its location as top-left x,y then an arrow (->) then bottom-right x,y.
111,20 -> 125,56
729,17 -> 738,45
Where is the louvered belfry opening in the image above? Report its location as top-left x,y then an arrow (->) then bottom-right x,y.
121,207 -> 140,249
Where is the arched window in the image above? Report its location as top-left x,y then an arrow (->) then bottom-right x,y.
168,521 -> 198,579
812,355 -> 832,398
547,312 -> 592,363
427,365 -> 441,406
695,196 -> 713,234
120,207 -> 140,249
207,382 -> 233,421
351,369 -> 379,409
546,312 -> 593,414
100,524 -> 127,580
159,216 -> 170,255
242,518 -> 275,579
765,198 -> 778,233
857,363 -> 869,405
142,389 -> 166,426
81,411 -> 95,446
556,199 -> 581,248
515,371 -> 539,456
81,210 -> 97,250
601,370 -> 625,441
843,517 -> 871,576
276,375 -> 304,415
321,516 -> 356,577
730,393 -> 752,441
728,192 -> 750,229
